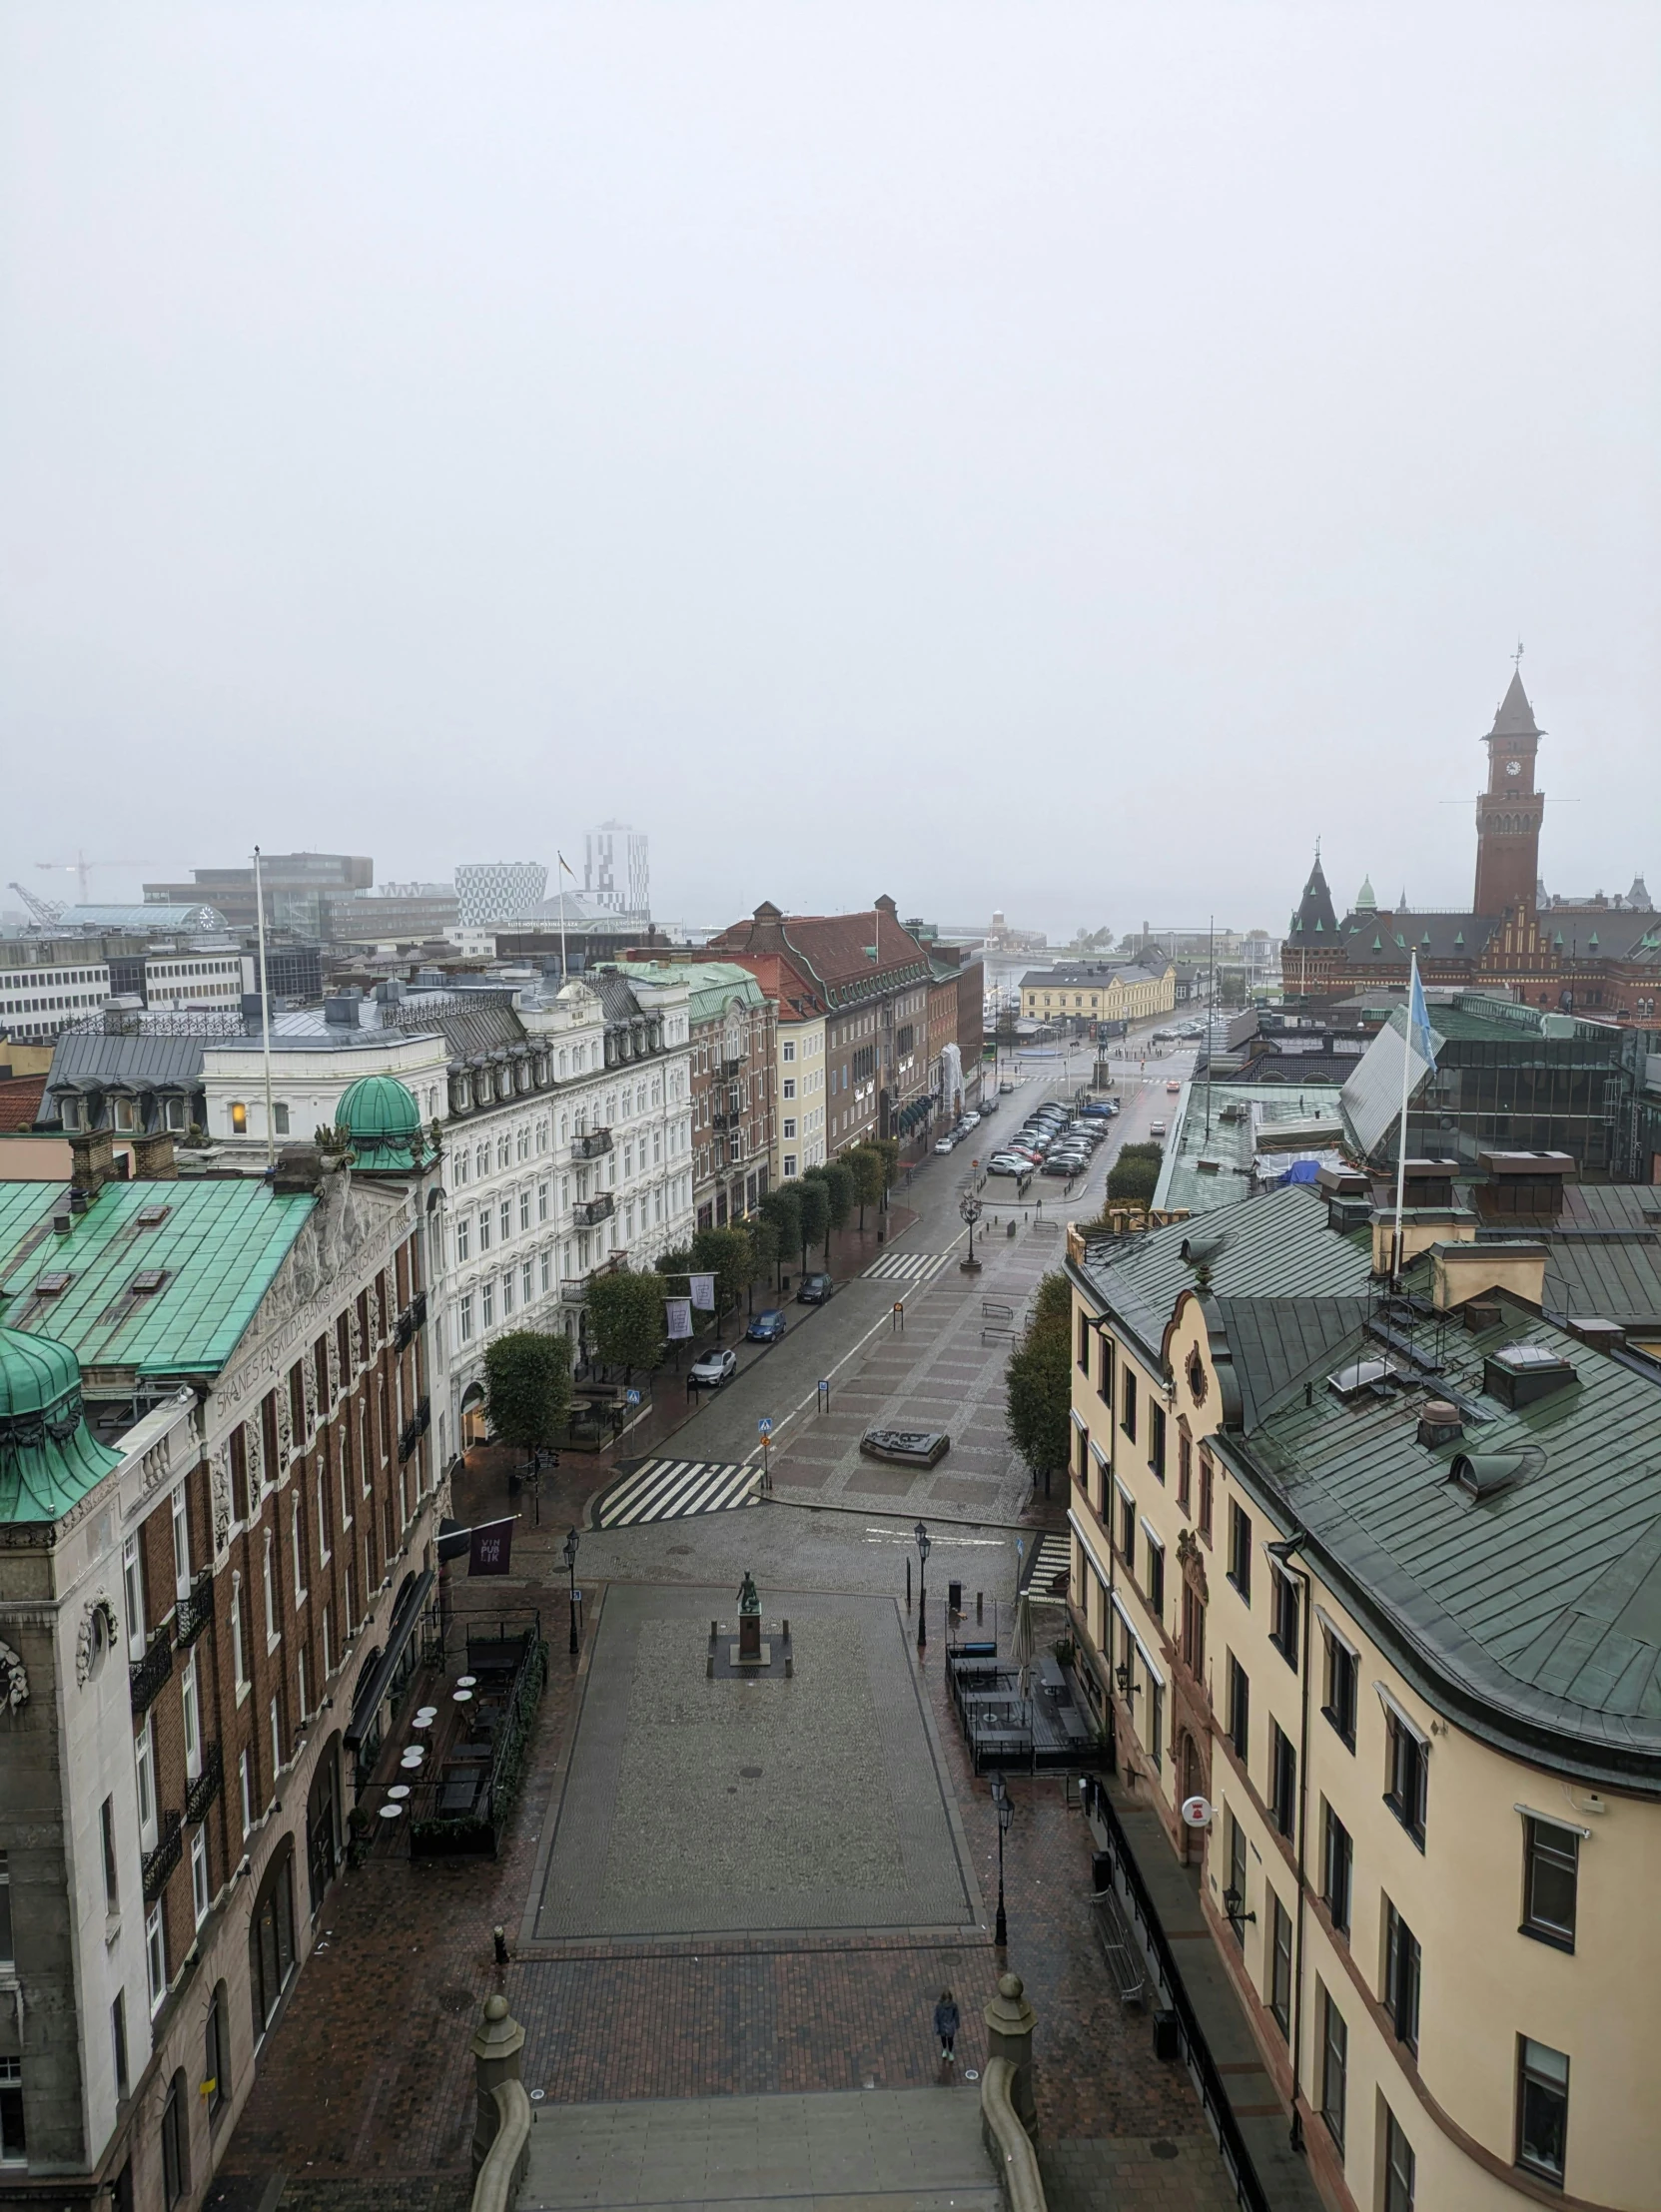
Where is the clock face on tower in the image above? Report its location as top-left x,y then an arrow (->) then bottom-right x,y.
1505,759 -> 1522,777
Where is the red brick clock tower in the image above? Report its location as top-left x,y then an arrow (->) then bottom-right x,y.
1472,668 -> 1544,917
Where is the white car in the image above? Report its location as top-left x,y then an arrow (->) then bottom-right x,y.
934,1136 -> 956,1155
688,1348 -> 738,1388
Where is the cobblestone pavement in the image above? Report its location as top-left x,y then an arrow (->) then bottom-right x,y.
216,1087 -> 1233,2205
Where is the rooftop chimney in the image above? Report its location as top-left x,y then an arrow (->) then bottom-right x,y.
130,1130 -> 179,1181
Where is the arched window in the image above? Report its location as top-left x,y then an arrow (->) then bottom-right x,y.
160,2068 -> 190,2205
205,1980 -> 231,2125
231,1102 -> 249,1135
248,1843 -> 296,2041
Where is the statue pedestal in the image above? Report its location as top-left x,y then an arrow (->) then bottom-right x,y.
738,1610 -> 762,1663
730,1641 -> 771,1669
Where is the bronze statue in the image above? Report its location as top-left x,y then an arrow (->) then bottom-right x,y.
737,1570 -> 760,1615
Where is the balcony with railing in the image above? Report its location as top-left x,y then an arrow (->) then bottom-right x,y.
142,1811 -> 183,1903
185,1742 -> 223,1827
130,1626 -> 174,1717
394,1289 -> 428,1351
399,1397 -> 431,1464
176,1568 -> 215,1650
572,1192 -> 614,1227
570,1128 -> 612,1160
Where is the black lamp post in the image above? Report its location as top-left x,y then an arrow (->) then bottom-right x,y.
959,1192 -> 983,1273
991,1770 -> 1013,1947
563,1526 -> 580,1655
915,1519 -> 931,1651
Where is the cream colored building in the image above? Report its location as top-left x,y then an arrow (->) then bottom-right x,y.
778,1011 -> 826,1179
1062,1185 -> 1659,2212
1021,960 -> 1176,1028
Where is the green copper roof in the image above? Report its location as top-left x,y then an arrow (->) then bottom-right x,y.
0,1177 -> 316,1380
618,962 -> 768,1027
339,1074 -> 423,1169
0,1323 -> 123,1523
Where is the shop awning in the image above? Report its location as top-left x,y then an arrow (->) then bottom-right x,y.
345,1567 -> 434,1746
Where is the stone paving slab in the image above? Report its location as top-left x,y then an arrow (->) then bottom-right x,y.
521,2088 -> 998,2212
532,1587 -> 977,1940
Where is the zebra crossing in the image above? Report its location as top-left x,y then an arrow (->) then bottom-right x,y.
1022,1529 -> 1073,1598
862,1249 -> 951,1285
592,1456 -> 761,1529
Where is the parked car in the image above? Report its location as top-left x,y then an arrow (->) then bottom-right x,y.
689,1347 -> 738,1388
977,1098 -> 998,1115
797,1273 -> 835,1304
998,1080 -> 1015,1094
1041,1155 -> 1081,1177
746,1308 -> 787,1344
987,1154 -> 1031,1176
934,1137 -> 956,1155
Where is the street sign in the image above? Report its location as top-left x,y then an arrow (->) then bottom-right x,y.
758,1417 -> 773,1435
625,1388 -> 641,1406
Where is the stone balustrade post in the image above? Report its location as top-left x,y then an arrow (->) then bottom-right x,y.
984,1971 -> 1037,2133
471,1992 -> 526,2176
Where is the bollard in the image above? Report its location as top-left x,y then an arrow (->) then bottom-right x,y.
492,1924 -> 509,1966
977,1590 -> 984,1623
471,1993 -> 526,2176
710,1620 -> 718,1644
906,1558 -> 912,1610
984,1973 -> 1038,2134
706,1651 -> 715,1678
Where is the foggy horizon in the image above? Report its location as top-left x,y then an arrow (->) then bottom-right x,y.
3,5 -> 1657,943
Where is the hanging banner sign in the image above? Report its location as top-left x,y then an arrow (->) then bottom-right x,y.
468,1518 -> 513,1576
665,1297 -> 693,1340
689,1272 -> 717,1311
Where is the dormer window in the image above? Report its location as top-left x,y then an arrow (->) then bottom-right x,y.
131,1268 -> 169,1296
60,1097 -> 82,1130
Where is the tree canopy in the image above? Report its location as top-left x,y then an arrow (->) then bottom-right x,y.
1107,1140 -> 1164,1205
583,1266 -> 666,1378
691,1224 -> 753,1323
484,1331 -> 573,1457
842,1144 -> 885,1228
793,1176 -> 830,1270
1005,1270 -> 1072,1479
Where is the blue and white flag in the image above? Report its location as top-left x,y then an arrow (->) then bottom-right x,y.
1407,959 -> 1438,1073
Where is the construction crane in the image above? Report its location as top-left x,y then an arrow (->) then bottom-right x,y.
36,852 -> 153,904
9,882 -> 67,928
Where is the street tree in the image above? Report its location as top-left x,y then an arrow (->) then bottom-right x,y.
843,1144 -> 884,1229
691,1224 -> 753,1334
484,1331 -> 573,1463
584,1266 -> 665,1380
1106,1140 -> 1164,1205
1005,1272 -> 1071,1483
759,1184 -> 802,1286
793,1175 -> 830,1273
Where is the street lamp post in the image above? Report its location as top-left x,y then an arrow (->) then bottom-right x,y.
959,1192 -> 983,1274
991,1770 -> 1013,1947
915,1519 -> 931,1652
563,1527 -> 581,1655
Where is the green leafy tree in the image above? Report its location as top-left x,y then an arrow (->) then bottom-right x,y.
484,1331 -> 573,1461
654,1244 -> 694,1278
583,1266 -> 665,1380
691,1224 -> 753,1333
1005,1271 -> 1072,1480
843,1144 -> 884,1229
868,1135 -> 901,1204
1106,1139 -> 1165,1205
759,1185 -> 802,1286
745,1213 -> 780,1298
793,1175 -> 830,1272
816,1160 -> 854,1244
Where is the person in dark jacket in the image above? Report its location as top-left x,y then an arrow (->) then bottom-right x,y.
934,1988 -> 960,2062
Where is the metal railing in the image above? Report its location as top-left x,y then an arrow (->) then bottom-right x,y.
570,1128 -> 612,1159
142,1811 -> 183,1903
572,1193 -> 613,1225
394,1290 -> 428,1351
399,1397 -> 431,1463
176,1568 -> 215,1650
185,1742 -> 223,1827
130,1626 -> 174,1717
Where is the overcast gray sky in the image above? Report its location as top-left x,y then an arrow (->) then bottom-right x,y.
2,3 -> 1656,941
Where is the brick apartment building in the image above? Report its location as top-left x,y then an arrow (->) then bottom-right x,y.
705,899 -> 936,1157
0,1093 -> 444,2212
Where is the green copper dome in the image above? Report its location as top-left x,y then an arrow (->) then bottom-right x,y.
337,1075 -> 424,1171
0,1324 -> 123,1524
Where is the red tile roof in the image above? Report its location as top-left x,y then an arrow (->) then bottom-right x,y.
0,1075 -> 48,1131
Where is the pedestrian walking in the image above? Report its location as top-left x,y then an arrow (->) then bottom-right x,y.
934,1988 -> 960,2063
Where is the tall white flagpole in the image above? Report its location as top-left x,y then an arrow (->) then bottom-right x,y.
253,845 -> 277,1169
557,854 -> 569,984
1389,951 -> 1417,1285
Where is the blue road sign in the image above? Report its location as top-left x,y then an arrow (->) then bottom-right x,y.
625,1389 -> 641,1406
758,1417 -> 774,1435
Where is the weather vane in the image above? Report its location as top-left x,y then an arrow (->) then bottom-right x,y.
1512,639 -> 1524,669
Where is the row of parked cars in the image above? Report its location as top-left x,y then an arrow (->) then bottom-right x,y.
986,1099 -> 1114,1181
933,1093 -> 1001,1154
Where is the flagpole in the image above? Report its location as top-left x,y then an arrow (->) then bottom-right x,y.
253,845 -> 277,1170
1389,952 -> 1417,1286
557,852 -> 571,984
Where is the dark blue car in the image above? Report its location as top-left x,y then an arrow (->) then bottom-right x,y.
747,1308 -> 787,1343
